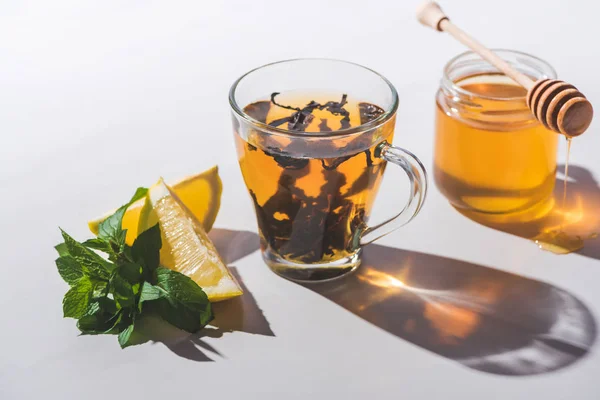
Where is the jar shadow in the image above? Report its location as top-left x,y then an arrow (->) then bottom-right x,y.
303,244 -> 597,376
456,164 -> 600,260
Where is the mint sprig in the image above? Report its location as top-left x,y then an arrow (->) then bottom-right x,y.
55,188 -> 213,348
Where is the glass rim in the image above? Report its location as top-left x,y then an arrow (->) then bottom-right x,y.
442,49 -> 558,102
228,58 -> 399,138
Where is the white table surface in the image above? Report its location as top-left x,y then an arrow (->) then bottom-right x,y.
1,0 -> 599,398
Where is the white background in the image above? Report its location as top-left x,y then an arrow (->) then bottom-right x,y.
1,0 -> 599,399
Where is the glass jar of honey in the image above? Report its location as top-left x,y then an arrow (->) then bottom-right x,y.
434,50 -> 559,215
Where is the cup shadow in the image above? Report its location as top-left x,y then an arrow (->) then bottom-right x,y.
304,244 -> 597,376
140,229 -> 271,362
457,164 -> 600,260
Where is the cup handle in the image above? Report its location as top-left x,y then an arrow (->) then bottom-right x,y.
360,141 -> 428,245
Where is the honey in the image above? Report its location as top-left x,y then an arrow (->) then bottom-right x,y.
532,138 -> 599,254
434,74 -> 558,215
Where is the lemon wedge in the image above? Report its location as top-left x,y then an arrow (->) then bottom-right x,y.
139,179 -> 242,302
88,166 -> 222,245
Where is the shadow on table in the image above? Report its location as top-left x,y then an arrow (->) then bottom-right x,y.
304,244 -> 597,376
457,164 -> 600,260
141,229 -> 271,362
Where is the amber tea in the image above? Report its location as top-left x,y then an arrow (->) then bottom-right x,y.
236,93 -> 391,277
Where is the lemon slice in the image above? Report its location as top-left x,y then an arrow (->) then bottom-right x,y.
88,166 -> 222,245
139,179 -> 242,302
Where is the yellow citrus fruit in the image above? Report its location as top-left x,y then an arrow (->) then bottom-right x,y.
88,166 -> 222,245
139,179 -> 242,302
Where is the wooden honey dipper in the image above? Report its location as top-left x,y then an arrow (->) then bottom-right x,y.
417,1 -> 593,137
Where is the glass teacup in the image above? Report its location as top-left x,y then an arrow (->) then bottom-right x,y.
230,59 -> 427,282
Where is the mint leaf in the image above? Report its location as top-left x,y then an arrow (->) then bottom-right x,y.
84,301 -> 101,316
151,267 -> 213,333
98,187 -> 148,245
61,229 -> 112,280
138,282 -> 163,312
110,273 -> 135,308
78,314 -> 112,334
109,263 -> 142,310
63,277 -> 93,318
78,308 -> 122,335
56,256 -> 83,286
118,262 -> 142,285
55,243 -> 69,257
78,295 -> 121,335
139,282 -> 163,301
96,296 -> 119,314
117,324 -> 135,348
82,238 -> 112,253
92,281 -> 109,298
131,224 -> 161,276
117,321 -> 148,349
98,208 -> 128,246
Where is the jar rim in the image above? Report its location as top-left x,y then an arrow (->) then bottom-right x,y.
442,49 -> 558,102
